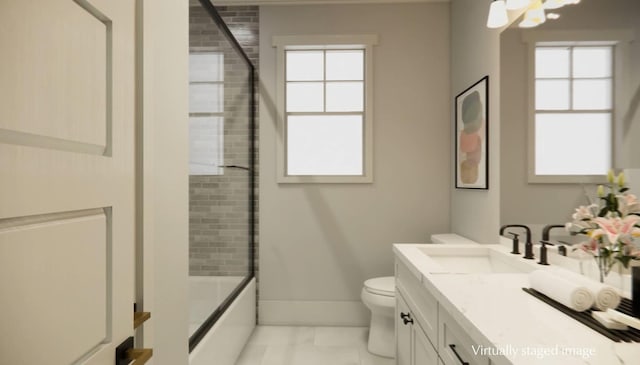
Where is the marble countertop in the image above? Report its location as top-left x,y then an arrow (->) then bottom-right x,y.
393,242 -> 640,365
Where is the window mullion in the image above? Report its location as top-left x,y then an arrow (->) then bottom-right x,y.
569,46 -> 574,110
323,50 -> 327,113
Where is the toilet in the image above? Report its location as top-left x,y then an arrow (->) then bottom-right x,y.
361,276 -> 396,358
361,235 -> 477,358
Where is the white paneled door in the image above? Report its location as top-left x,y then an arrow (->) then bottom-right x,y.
0,1 -> 136,364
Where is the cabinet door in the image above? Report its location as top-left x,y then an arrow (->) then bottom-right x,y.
414,322 -> 439,365
397,291 -> 412,365
439,309 -> 490,365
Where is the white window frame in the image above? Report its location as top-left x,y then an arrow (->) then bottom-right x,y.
273,35 -> 378,183
189,51 -> 225,176
523,29 -> 634,184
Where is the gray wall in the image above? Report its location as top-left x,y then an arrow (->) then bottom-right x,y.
450,0 -> 505,244
259,3 -> 450,324
499,0 -> 640,240
189,5 -> 259,277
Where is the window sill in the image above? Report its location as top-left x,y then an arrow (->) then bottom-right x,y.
278,175 -> 373,184
527,174 -> 607,184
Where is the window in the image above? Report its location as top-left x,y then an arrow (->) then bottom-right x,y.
274,35 -> 377,183
524,30 -> 634,183
189,52 -> 224,175
534,45 -> 612,176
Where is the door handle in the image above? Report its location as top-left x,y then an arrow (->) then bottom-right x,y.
116,337 -> 153,365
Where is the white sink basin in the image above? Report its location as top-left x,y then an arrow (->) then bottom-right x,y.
418,245 -> 537,274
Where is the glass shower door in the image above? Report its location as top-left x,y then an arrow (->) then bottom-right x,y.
187,0 -> 255,351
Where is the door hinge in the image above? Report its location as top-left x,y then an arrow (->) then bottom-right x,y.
115,337 -> 153,365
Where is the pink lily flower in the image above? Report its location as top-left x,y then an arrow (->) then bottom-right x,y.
572,204 -> 598,221
620,194 -> 640,216
593,215 -> 640,244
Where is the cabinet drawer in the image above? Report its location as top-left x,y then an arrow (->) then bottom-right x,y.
439,309 -> 490,365
396,259 -> 438,346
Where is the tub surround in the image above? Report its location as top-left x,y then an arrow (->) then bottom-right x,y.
394,243 -> 640,364
189,279 -> 256,365
189,276 -> 245,336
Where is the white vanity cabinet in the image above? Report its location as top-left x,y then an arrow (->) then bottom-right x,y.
414,316 -> 439,364
396,259 -> 440,364
396,258 -> 492,365
396,289 -> 439,365
439,308 -> 490,365
396,291 -> 412,365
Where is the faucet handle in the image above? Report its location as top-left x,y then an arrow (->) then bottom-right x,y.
507,232 -> 520,255
538,240 -> 554,265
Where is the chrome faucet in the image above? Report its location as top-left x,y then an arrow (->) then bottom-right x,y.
499,224 -> 533,259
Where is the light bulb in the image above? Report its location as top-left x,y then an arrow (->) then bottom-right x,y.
525,0 -> 546,25
487,0 -> 509,29
506,0 -> 530,10
542,0 -> 566,10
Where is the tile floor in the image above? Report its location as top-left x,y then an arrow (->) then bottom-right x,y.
235,326 -> 396,365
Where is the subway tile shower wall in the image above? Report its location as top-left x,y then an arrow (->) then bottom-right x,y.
189,4 -> 259,278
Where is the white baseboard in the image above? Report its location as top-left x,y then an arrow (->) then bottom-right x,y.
189,278 -> 256,365
259,300 -> 370,326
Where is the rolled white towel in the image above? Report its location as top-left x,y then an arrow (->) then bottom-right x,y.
529,270 -> 595,312
551,268 -> 621,311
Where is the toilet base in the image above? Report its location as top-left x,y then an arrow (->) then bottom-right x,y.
367,312 -> 395,358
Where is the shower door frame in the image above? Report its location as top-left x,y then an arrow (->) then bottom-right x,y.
188,0 -> 256,352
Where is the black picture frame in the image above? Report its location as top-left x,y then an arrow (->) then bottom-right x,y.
455,75 -> 489,190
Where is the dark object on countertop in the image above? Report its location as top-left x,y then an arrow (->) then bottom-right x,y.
523,288 -> 640,343
507,232 -> 520,255
541,224 -> 567,259
538,240 -> 555,265
499,224 -> 533,259
541,224 -> 566,242
634,267 -> 640,317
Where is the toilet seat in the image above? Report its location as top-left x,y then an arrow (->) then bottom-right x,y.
364,277 -> 395,297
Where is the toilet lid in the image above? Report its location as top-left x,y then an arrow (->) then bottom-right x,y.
364,277 -> 395,297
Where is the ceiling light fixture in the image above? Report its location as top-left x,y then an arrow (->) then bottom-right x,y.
519,0 -> 546,28
487,0 -> 509,29
506,0 -> 531,10
542,0 -> 567,10
488,0 -> 580,29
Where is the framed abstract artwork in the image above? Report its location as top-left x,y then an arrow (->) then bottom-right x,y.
455,76 -> 489,189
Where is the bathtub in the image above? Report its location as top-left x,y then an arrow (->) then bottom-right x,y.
189,277 -> 256,365
189,275 -> 244,336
